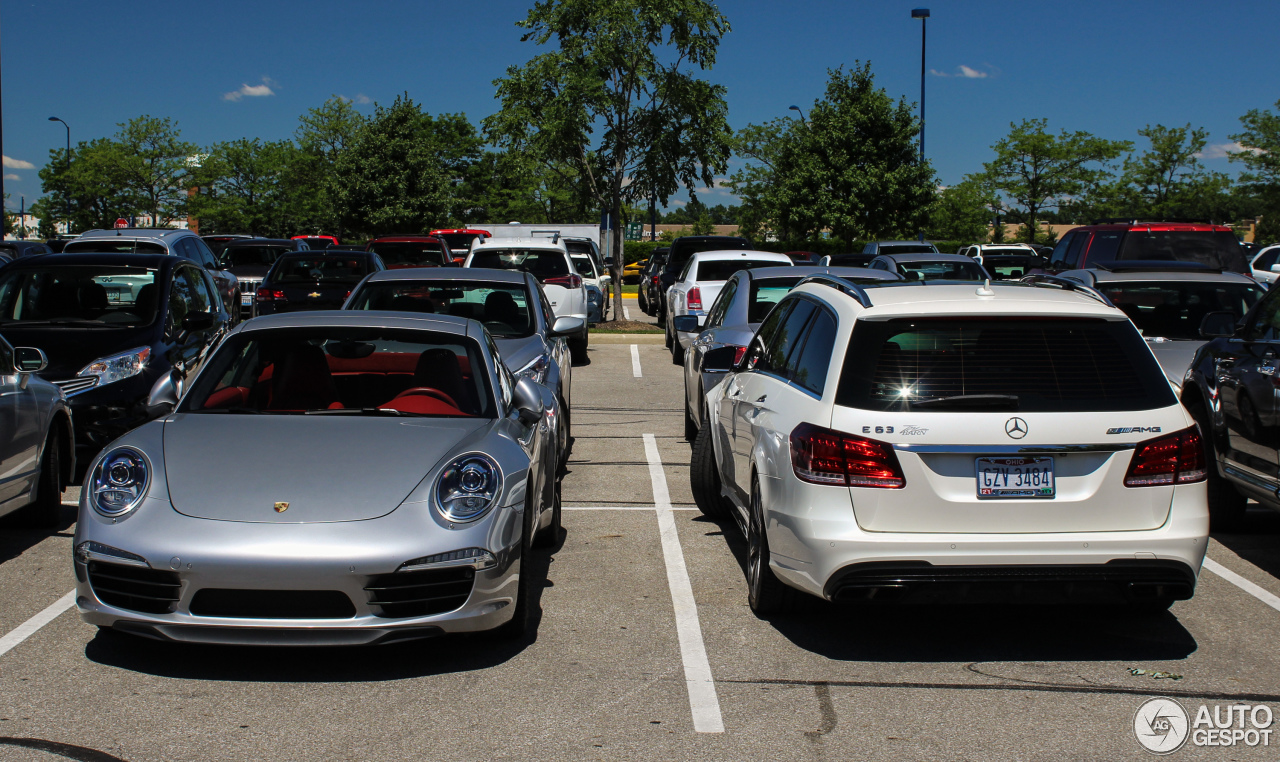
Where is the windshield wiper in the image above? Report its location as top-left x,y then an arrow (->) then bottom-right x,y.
910,394 -> 1020,410
304,407 -> 428,417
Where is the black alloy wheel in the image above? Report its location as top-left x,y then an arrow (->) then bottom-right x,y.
689,412 -> 730,520
746,476 -> 798,616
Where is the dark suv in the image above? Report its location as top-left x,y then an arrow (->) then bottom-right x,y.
656,236 -> 750,321
1047,221 -> 1247,274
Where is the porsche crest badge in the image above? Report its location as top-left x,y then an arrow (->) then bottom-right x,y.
274,501 -> 290,513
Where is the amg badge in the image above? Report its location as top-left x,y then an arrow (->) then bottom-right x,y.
1107,426 -> 1161,435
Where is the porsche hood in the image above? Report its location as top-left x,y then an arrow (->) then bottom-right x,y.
163,415 -> 491,523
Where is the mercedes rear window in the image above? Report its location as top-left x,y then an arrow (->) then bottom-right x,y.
836,317 -> 1175,413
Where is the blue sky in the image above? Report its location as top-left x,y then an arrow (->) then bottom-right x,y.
3,0 -> 1278,214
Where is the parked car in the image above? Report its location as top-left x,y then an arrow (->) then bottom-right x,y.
219,238 -> 311,320
291,235 -> 340,250
690,275 -> 1207,615
255,251 -> 385,315
1249,244 -> 1280,287
1057,261 -> 1264,392
655,236 -> 751,323
1178,280 -> 1280,529
957,243 -> 1040,260
65,229 -> 241,321
570,247 -> 611,324
201,234 -> 254,258
564,237 -> 612,320
1047,221 -> 1247,274
817,253 -> 875,268
73,311 -> 559,644
464,237 -> 589,362
430,228 -> 492,264
665,250 -> 793,364
45,237 -> 79,253
861,240 -> 940,257
786,251 -> 820,264
0,333 -> 74,526
624,257 -> 648,285
868,252 -> 990,282
674,266 -> 902,441
0,253 -> 232,470
639,248 -> 668,315
365,235 -> 455,269
0,240 -> 53,260
343,267 -> 581,466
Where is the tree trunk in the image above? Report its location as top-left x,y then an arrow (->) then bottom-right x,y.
611,198 -> 625,322
1027,205 -> 1037,244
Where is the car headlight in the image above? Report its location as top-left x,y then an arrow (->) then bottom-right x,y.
79,346 -> 151,388
435,454 -> 502,523
90,447 -> 150,517
515,354 -> 552,385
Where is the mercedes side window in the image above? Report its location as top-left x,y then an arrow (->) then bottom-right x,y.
791,307 -> 837,394
760,299 -> 816,377
744,299 -> 794,371
1049,233 -> 1074,268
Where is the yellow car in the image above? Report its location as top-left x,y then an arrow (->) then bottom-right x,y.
623,258 -> 647,284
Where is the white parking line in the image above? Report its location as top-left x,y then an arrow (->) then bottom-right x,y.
642,433 -> 724,733
631,344 -> 643,378
564,505 -> 698,511
624,305 -> 631,320
0,590 -> 74,659
1203,557 -> 1280,614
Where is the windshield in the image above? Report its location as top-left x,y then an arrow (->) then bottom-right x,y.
349,281 -> 535,338
571,256 -> 597,278
368,241 -> 450,268
666,238 -> 750,271
63,240 -> 166,255
223,246 -> 288,268
895,259 -> 987,282
0,265 -> 159,326
469,248 -> 570,279
271,256 -> 371,284
1102,280 -> 1264,340
1117,230 -> 1246,272
880,244 -> 938,255
439,233 -> 483,251
695,259 -> 787,282
836,317 -> 1175,413
184,327 -> 493,417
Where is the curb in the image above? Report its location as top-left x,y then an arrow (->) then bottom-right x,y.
590,333 -> 666,345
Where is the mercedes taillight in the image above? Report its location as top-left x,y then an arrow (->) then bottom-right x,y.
790,423 -> 905,488
1123,427 -> 1207,487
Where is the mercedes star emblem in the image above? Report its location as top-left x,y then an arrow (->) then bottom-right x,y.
1004,417 -> 1028,440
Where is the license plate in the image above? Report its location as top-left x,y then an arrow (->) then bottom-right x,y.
975,456 -> 1055,499
240,293 -> 253,305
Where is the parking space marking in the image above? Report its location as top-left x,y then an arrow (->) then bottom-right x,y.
624,305 -> 631,320
642,433 -> 725,733
1204,557 -> 1280,614
0,590 -> 74,659
631,344 -> 643,378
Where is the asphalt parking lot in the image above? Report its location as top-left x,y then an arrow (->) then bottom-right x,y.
5,308 -> 1280,760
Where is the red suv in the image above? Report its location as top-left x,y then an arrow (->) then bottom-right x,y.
365,235 -> 455,269
1047,221 -> 1247,273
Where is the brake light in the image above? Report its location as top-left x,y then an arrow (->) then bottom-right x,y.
733,346 -> 747,366
687,286 -> 702,311
543,274 -> 583,289
652,275 -> 660,285
256,287 -> 286,302
790,422 -> 905,488
1123,427 -> 1207,487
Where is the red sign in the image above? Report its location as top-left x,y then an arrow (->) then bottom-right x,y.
114,218 -> 129,229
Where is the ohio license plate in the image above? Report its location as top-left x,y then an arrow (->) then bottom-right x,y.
975,456 -> 1055,499
240,293 -> 253,305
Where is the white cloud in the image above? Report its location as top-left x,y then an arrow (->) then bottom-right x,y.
338,94 -> 373,105
223,77 -> 276,102
3,156 -> 34,170
1196,141 -> 1265,160
3,174 -> 19,181
930,65 -> 991,79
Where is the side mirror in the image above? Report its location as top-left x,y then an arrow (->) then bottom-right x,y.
182,311 -> 215,332
672,314 -> 701,333
13,347 -> 47,374
550,316 -> 585,337
147,370 -> 182,413
818,256 -> 831,266
1200,311 -> 1238,339
511,376 -> 544,426
1269,264 -> 1280,273
702,345 -> 739,374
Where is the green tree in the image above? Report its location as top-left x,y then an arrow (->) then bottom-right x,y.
32,137 -> 137,234
189,138 -> 299,236
113,116 -> 198,227
290,96 -> 369,237
927,176 -> 995,242
1231,100 -> 1280,237
485,0 -> 734,321
983,118 -> 1130,242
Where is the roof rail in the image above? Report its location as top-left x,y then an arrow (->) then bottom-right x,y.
530,229 -> 561,244
1088,217 -> 1218,226
1019,274 -> 1114,307
795,273 -> 873,308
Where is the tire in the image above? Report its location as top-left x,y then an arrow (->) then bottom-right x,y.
494,492 -> 537,640
557,394 -> 571,468
14,428 -> 62,528
671,332 -> 685,365
1190,404 -> 1247,531
746,476 -> 800,616
534,477 -> 562,549
570,331 -> 588,364
638,289 -> 648,315
684,395 -> 698,442
689,415 -> 730,519
664,314 -> 673,348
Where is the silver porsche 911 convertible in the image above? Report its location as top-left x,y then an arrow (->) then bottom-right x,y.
72,311 -> 559,646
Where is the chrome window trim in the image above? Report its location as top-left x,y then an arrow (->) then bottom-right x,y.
892,443 -> 1137,455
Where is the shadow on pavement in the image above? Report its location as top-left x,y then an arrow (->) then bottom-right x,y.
1210,504 -> 1280,581
82,536 -> 564,683
700,513 -> 1199,664
0,497 -> 77,565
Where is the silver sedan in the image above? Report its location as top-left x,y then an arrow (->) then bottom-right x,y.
0,333 -> 73,527
73,312 -> 558,645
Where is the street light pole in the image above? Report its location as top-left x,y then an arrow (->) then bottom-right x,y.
912,8 -> 930,242
788,105 -> 807,126
48,117 -> 70,235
